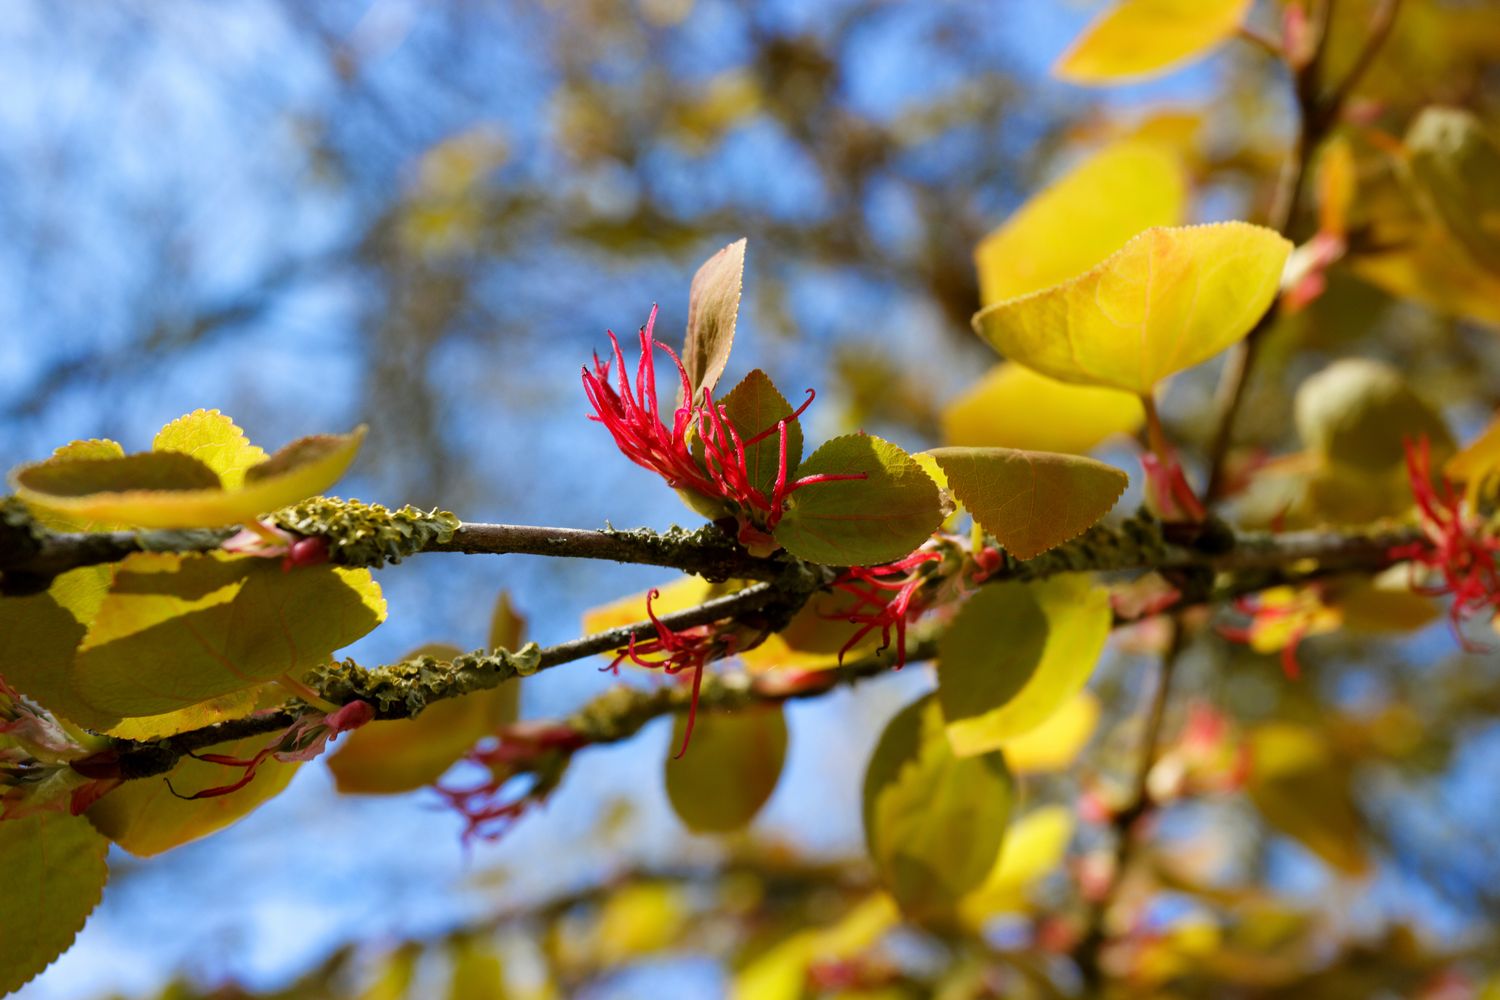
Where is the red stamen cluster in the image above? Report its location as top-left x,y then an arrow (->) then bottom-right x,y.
582,307 -> 864,543
434,722 -> 581,844
607,588 -> 740,758
826,548 -> 944,667
171,700 -> 374,799
1391,437 -> 1500,647
1217,593 -> 1313,680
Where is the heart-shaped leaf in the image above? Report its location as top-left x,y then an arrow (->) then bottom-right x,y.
862,694 -> 1013,920
1053,0 -> 1252,84
973,223 -> 1292,395
682,238 -> 746,402
773,434 -> 944,567
928,446 -> 1127,559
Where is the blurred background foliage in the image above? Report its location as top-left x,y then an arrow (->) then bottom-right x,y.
5,0 -> 1500,997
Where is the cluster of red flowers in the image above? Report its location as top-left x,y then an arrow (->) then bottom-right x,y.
1391,436 -> 1500,646
826,548 -> 945,668
582,307 -> 864,545
434,721 -> 582,844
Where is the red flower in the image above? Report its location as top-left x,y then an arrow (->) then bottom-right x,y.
583,307 -> 865,545
434,721 -> 581,844
607,588 -> 742,758
1390,436 -> 1500,647
171,701 -> 374,800
826,548 -> 945,668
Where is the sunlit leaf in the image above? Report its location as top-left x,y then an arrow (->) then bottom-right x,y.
1406,106 -> 1500,274
960,805 -> 1074,925
665,705 -> 787,833
0,585 -> 114,731
0,811 -> 109,995
975,140 -> 1187,305
105,686 -> 272,741
446,933 -> 508,1000
1053,0 -> 1253,84
942,363 -> 1144,455
151,409 -> 269,490
682,238 -> 745,401
591,882 -> 687,965
1246,722 -> 1370,877
731,893 -> 898,1000
1352,226 -> 1500,330
774,434 -> 944,566
999,691 -> 1101,774
11,425 -> 366,529
1445,407 -> 1500,507
87,733 -> 299,857
72,552 -> 385,719
863,694 -> 1013,920
938,575 -> 1111,757
973,223 -> 1292,395
928,446 -> 1127,559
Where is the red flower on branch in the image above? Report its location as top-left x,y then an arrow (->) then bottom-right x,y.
170,700 -> 375,800
826,547 -> 945,668
606,587 -> 742,758
583,307 -> 865,545
434,721 -> 581,845
1390,436 -> 1500,647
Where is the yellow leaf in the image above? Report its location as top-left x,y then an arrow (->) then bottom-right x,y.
1053,0 -> 1253,85
87,734 -> 299,856
1352,226 -> 1500,330
730,893 -> 898,1000
942,363 -> 1144,455
1445,408 -> 1500,506
973,223 -> 1293,395
592,882 -> 687,965
151,409 -> 268,490
12,424 -> 366,529
960,806 -> 1074,925
999,691 -> 1101,774
975,141 -> 1188,305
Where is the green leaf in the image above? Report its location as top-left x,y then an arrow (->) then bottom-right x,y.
1406,106 -> 1500,274
72,552 -> 386,720
717,368 -> 803,497
773,434 -> 944,566
682,238 -> 746,402
1053,0 -> 1252,85
0,811 -> 109,995
1294,358 -> 1454,474
87,733 -> 299,856
927,447 -> 1127,559
665,705 -> 787,833
446,934 -> 508,1000
151,409 -> 270,490
11,425 -> 366,529
972,223 -> 1293,395
863,694 -> 1013,921
938,576 -> 1111,757
0,585 -> 115,731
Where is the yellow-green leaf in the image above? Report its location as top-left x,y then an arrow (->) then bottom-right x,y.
1053,0 -> 1253,84
975,141 -> 1188,305
717,368 -> 803,497
11,425 -> 366,529
928,447 -> 1127,559
72,553 -> 386,719
1406,106 -> 1500,274
87,733 -> 300,856
665,705 -> 787,833
682,238 -> 746,401
1446,408 -> 1500,507
960,805 -> 1074,925
0,811 -> 109,995
151,409 -> 270,489
863,694 -> 1013,920
1294,358 -> 1453,474
999,691 -> 1101,774
973,223 -> 1292,395
942,363 -> 1144,455
0,585 -> 114,731
1246,722 -> 1369,877
446,933 -> 508,1000
773,434 -> 944,566
938,575 -> 1112,757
